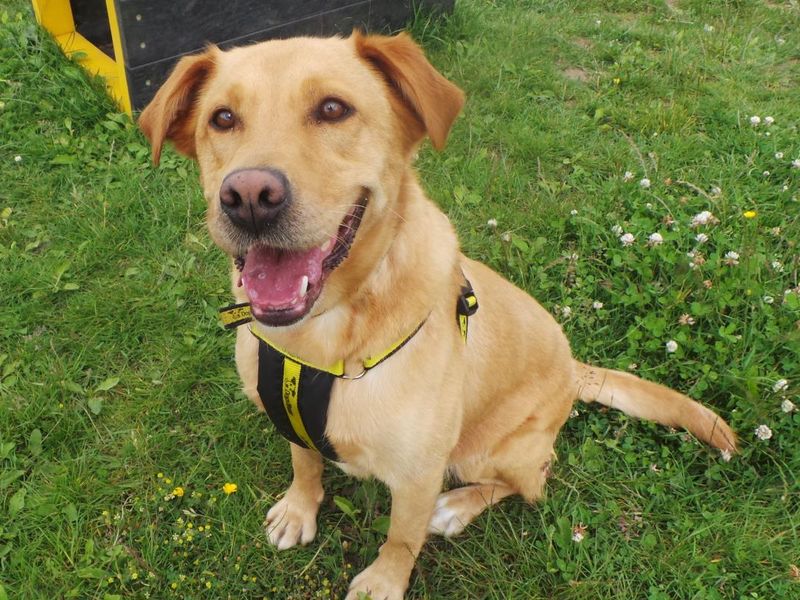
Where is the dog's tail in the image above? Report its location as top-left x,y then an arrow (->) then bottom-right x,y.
574,361 -> 737,453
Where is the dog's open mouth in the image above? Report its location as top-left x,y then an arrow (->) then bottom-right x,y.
239,197 -> 368,326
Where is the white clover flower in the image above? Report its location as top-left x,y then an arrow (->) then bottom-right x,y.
710,186 -> 722,196
645,202 -> 653,210
781,399 -> 796,413
724,251 -> 740,266
501,232 -> 511,242
764,116 -> 774,126
648,232 -> 664,246
763,295 -> 774,304
570,209 -> 578,216
773,379 -> 788,393
571,524 -> 586,542
750,115 -> 761,126
665,340 -> 678,353
776,36 -> 786,45
792,159 -> 800,169
720,449 -> 732,463
763,170 -> 770,177
690,210 -> 715,228
703,24 -> 714,32
561,306 -> 572,318
487,218 -> 498,228
639,178 -> 651,189
14,155 -> 22,163
754,424 -> 772,440
620,232 -> 635,246
623,170 -> 634,182
695,233 -> 709,244
592,301 -> 603,310
771,260 -> 783,272
570,409 -> 580,418
783,185 -> 789,192
775,152 -> 784,160
611,224 -> 624,235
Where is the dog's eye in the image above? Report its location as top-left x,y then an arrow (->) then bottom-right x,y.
317,98 -> 351,123
211,108 -> 236,130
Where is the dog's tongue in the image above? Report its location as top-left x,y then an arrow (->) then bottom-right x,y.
241,244 -> 326,311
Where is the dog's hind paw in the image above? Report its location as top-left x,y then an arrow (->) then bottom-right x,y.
428,483 -> 514,537
265,492 -> 319,550
427,492 -> 470,537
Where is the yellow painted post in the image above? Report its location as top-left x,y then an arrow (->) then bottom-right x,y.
30,0 -> 132,114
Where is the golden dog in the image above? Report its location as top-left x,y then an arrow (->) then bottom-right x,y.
139,32 -> 736,599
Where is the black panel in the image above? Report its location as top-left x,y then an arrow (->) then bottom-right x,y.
126,0 -> 453,110
117,0 -> 368,67
71,0 -> 115,59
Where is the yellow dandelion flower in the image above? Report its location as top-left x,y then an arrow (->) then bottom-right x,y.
613,77 -> 621,85
157,472 -> 163,478
172,487 -> 184,497
743,210 -> 757,218
222,482 -> 238,495
206,581 -> 212,589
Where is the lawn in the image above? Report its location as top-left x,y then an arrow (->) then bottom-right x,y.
1,0 -> 798,598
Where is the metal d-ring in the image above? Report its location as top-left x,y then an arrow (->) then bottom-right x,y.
339,368 -> 368,380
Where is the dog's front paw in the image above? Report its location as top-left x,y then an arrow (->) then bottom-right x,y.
345,560 -> 408,600
264,489 -> 321,550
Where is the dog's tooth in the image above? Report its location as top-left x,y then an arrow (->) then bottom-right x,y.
299,275 -> 309,298
320,239 -> 332,252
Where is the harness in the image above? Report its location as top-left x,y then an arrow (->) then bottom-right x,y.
219,280 -> 478,461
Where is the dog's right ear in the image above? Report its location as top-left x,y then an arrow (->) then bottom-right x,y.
138,48 -> 217,166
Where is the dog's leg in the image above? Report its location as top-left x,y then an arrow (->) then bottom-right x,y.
264,443 -> 324,550
428,481 -> 515,537
346,470 -> 444,600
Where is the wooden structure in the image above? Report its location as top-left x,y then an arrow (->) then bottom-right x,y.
32,0 -> 454,114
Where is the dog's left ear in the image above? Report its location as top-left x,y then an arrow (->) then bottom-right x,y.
138,47 -> 218,165
354,31 -> 464,150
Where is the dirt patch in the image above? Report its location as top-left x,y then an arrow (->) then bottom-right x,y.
562,67 -> 590,82
574,37 -> 593,49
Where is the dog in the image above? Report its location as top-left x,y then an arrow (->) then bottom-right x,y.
139,32 -> 737,599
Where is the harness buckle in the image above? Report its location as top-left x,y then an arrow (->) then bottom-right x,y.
457,287 -> 479,317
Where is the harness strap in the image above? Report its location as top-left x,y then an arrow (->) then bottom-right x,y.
456,279 -> 478,343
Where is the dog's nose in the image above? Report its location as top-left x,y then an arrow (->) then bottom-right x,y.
219,168 -> 291,232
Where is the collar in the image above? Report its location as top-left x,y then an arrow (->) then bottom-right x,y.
218,276 -> 478,378
219,302 -> 427,379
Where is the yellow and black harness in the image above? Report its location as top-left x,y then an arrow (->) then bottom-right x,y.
219,281 -> 478,461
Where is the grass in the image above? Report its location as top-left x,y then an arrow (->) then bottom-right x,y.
1,0 -> 798,598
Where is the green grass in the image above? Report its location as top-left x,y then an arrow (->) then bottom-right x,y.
1,0 -> 799,598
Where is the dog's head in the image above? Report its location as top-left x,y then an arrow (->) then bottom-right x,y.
139,33 -> 463,326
